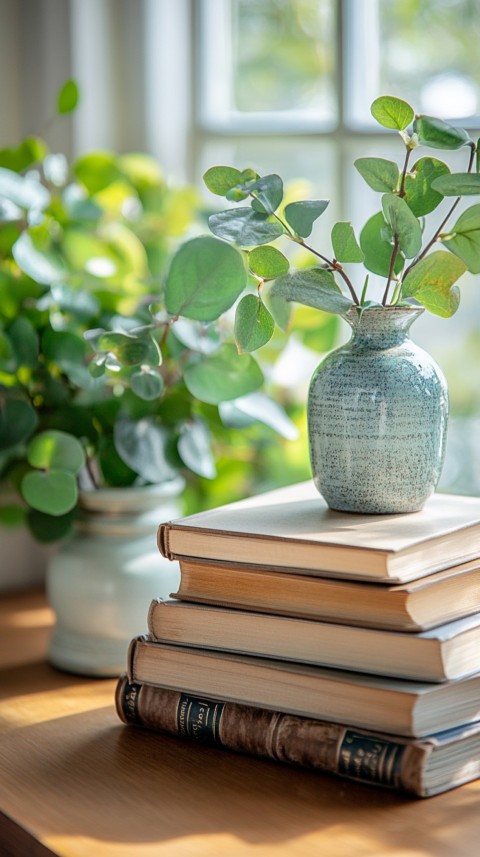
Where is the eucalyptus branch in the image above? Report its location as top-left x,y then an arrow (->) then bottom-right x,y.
382,237 -> 400,305
403,140 -> 477,279
382,144 -> 414,305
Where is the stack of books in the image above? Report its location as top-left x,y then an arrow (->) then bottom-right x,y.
115,480 -> 480,797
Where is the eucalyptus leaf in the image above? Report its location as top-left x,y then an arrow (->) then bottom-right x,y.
114,417 -> 177,482
400,251 -> 465,317
27,509 -> 75,543
0,399 -> 38,450
21,469 -> 78,516
441,203 -> 480,273
403,157 -> 450,216
269,269 -> 353,315
0,137 -> 47,172
354,158 -> 400,192
165,235 -> 246,320
42,329 -> 87,372
371,96 -> 414,130
184,344 -> 264,404
248,174 -> 283,214
234,294 -> 275,352
284,200 -> 329,238
331,222 -> 364,263
248,245 -> 289,279
203,166 -> 243,196
222,392 -> 299,440
178,420 -> 217,479
208,207 -> 284,246
413,115 -> 470,150
27,429 -> 85,474
130,369 -> 164,401
7,317 -> 39,368
171,318 -> 221,355
12,232 -> 66,285
382,194 -> 422,258
97,332 -> 152,365
57,79 -> 79,115
431,172 -> 480,196
360,212 -> 405,278
74,152 -> 122,195
0,166 -> 50,211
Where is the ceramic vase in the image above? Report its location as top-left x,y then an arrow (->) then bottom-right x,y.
307,306 -> 448,514
46,479 -> 183,676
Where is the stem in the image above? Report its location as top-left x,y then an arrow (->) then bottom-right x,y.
382,237 -> 399,305
249,191 -> 360,304
382,145 -> 413,305
403,140 -> 476,279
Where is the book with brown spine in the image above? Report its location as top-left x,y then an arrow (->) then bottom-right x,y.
115,674 -> 480,798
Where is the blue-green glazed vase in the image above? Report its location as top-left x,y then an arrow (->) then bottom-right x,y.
307,306 -> 448,514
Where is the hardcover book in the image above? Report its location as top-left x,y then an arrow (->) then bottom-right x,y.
158,481 -> 480,583
127,636 -> 480,737
171,557 -> 480,631
147,599 -> 480,682
115,675 -> 480,798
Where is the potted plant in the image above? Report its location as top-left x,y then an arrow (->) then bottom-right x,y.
0,83 -> 296,673
198,94 -> 480,514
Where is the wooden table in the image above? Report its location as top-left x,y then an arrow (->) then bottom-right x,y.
0,591 -> 479,857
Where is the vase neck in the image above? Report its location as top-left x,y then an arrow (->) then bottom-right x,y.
344,306 -> 424,349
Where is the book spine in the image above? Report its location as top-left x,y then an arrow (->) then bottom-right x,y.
157,523 -> 173,560
115,675 -> 428,796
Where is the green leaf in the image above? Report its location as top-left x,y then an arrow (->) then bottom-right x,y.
360,212 -> 405,278
57,79 -> 79,115
441,203 -> 480,273
21,469 -> 78,516
0,137 -> 48,172
203,166 -> 243,196
382,194 -> 422,258
114,418 -> 177,483
178,420 -> 217,479
27,509 -> 75,543
0,505 -> 26,527
73,151 -> 121,195
165,235 -> 247,321
7,317 -> 39,368
248,245 -> 289,279
42,329 -> 87,372
331,222 -> 364,263
27,430 -> 85,475
354,158 -> 400,192
400,251 -> 465,317
403,157 -> 450,216
130,369 -> 164,401
97,332 -> 152,365
220,392 -> 298,440
234,294 -> 275,352
12,232 -> 66,285
184,344 -> 264,404
0,166 -> 50,210
371,96 -> 414,130
248,174 -> 283,214
413,115 -> 470,150
0,399 -> 38,450
171,319 -> 221,355
284,200 -> 329,238
269,269 -> 353,315
431,172 -> 480,196
208,208 -> 284,246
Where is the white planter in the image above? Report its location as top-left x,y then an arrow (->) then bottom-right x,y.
46,480 -> 183,677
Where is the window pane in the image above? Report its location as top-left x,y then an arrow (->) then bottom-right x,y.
379,0 -> 480,118
231,0 -> 336,117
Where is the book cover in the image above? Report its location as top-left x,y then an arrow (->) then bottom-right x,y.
147,599 -> 480,682
172,556 -> 480,631
115,675 -> 480,797
158,481 -> 480,583
127,636 -> 480,737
